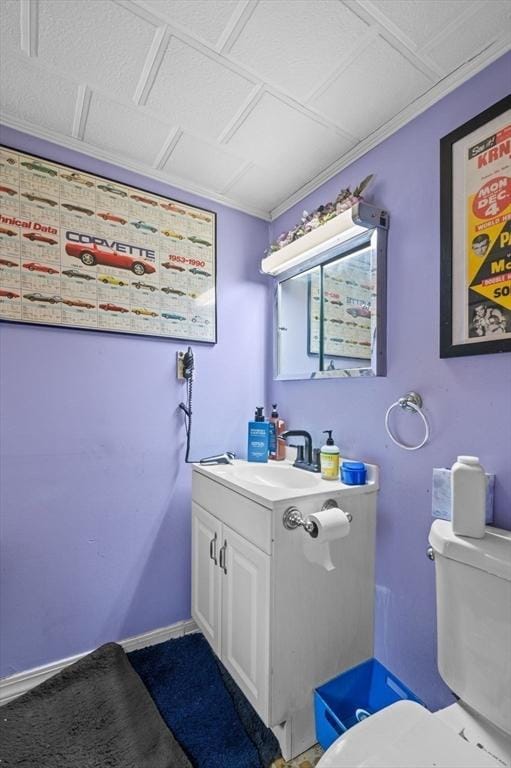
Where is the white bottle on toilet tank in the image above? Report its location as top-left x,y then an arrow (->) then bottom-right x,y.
451,455 -> 486,538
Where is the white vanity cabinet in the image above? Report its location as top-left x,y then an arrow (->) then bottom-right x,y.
191,500 -> 270,720
191,461 -> 378,760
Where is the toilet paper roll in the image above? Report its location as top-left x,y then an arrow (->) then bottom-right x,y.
302,506 -> 350,572
306,506 -> 351,542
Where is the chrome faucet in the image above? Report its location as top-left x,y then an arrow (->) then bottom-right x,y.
280,430 -> 321,473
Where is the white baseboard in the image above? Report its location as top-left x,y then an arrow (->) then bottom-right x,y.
0,618 -> 198,706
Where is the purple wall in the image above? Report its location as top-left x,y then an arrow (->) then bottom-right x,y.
1,55 -> 510,713
0,126 -> 269,677
270,53 -> 511,711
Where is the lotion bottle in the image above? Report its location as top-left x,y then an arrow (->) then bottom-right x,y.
451,455 -> 486,538
320,430 -> 340,480
269,404 -> 286,461
247,407 -> 270,463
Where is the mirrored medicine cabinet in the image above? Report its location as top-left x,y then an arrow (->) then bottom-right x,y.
263,202 -> 389,380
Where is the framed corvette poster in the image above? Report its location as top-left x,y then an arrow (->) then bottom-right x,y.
0,146 -> 216,343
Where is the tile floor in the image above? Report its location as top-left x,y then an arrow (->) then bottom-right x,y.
272,743 -> 324,768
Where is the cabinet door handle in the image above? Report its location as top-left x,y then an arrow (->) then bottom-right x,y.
209,532 -> 218,565
219,540 -> 227,574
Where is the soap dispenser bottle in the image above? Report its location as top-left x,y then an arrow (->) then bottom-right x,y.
247,407 -> 270,463
320,430 -> 340,480
269,404 -> 286,461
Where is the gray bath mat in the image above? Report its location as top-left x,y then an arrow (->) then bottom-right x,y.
0,642 -> 192,768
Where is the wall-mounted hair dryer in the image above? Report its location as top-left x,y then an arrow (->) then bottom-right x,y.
177,347 -> 194,382
177,347 -> 235,465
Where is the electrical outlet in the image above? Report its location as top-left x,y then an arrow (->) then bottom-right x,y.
176,351 -> 186,381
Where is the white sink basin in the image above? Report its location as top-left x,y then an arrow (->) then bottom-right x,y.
231,463 -> 322,490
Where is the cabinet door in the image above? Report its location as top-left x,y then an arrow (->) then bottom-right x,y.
191,502 -> 222,656
221,526 -> 270,723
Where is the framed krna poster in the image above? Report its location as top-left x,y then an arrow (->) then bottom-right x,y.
0,146 -> 216,343
440,95 -> 511,358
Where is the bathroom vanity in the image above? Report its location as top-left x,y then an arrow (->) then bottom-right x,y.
191,460 -> 378,760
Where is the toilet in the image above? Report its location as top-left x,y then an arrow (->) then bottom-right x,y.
317,520 -> 511,767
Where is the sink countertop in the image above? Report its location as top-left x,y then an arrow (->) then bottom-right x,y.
193,459 -> 379,508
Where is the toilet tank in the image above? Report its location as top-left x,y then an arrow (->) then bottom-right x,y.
429,520 -> 511,736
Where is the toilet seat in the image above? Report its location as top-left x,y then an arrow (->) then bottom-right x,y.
317,701 -> 501,767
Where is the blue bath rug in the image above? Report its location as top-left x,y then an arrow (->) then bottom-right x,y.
128,633 -> 281,768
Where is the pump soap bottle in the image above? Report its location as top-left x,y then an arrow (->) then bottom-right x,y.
269,404 -> 286,461
320,430 -> 340,480
247,407 -> 270,463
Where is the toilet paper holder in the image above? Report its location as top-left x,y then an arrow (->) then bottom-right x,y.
283,499 -> 352,538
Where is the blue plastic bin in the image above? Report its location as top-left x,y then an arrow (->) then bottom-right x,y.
314,658 -> 424,750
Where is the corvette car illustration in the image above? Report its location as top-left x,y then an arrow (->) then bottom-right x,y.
0,289 -> 20,299
20,160 -> 57,176
23,232 -> 58,245
62,268 -> 95,281
161,261 -> 185,271
99,303 -> 129,313
188,236 -> 211,247
131,194 -> 157,206
161,312 -> 186,321
188,267 -> 211,277
61,203 -> 94,216
98,273 -> 127,286
0,227 -> 17,237
161,286 -> 186,296
60,171 -> 94,187
23,262 -> 59,274
65,242 -> 156,276
0,185 -> 17,196
161,229 -> 185,239
0,258 -> 18,267
132,281 -> 157,291
24,293 -> 61,303
131,220 -> 157,233
346,306 -> 371,318
62,298 -> 95,309
191,315 -> 210,324
97,212 -> 127,225
132,307 -> 158,317
21,193 -> 58,206
187,211 -> 211,222
97,183 -> 127,197
160,202 -> 186,215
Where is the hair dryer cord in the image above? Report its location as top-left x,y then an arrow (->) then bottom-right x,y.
179,375 -> 194,463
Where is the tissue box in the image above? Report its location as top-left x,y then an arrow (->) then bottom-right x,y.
432,468 -> 494,524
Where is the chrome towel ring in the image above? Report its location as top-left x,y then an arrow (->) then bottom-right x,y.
385,391 -> 430,451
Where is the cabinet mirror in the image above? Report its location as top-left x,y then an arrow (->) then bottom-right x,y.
272,204 -> 388,380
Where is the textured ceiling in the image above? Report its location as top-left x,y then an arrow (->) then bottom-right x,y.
0,0 -> 509,219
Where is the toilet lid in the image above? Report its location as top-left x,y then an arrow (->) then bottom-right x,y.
317,701 -> 500,767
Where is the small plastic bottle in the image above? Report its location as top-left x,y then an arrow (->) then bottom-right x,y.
451,456 -> 486,538
269,404 -> 286,461
320,430 -> 340,481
